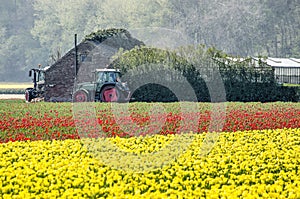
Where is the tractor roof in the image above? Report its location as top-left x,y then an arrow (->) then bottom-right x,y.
31,66 -> 50,72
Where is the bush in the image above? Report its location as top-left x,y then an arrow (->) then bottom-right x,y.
224,82 -> 298,102
111,45 -> 298,102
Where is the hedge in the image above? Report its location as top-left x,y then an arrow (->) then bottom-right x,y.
110,46 -> 298,102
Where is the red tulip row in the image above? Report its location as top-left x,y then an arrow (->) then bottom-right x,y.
0,102 -> 299,143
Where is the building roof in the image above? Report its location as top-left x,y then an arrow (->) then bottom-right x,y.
261,57 -> 300,68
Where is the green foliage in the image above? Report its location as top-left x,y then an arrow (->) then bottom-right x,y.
0,0 -> 39,81
224,82 -> 298,102
131,84 -> 179,102
111,46 -> 209,102
216,58 -> 275,84
84,28 -> 128,43
111,45 -> 298,102
1,0 -> 300,83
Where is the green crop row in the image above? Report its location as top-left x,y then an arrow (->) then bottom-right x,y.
0,88 -> 25,94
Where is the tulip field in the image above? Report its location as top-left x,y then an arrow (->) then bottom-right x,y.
0,100 -> 300,198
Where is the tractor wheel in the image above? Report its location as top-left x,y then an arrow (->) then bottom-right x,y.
73,90 -> 89,102
25,88 -> 34,103
100,85 -> 120,102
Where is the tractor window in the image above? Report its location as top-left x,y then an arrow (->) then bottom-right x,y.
97,72 -> 105,83
97,72 -> 112,82
105,72 -> 113,82
108,72 -> 115,82
109,72 -> 122,82
97,71 -> 122,83
37,71 -> 45,82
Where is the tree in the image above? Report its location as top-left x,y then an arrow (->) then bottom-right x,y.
0,0 -> 39,81
1,0 -> 300,82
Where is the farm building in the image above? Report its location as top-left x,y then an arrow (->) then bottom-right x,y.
44,29 -> 144,102
214,56 -> 300,85
253,57 -> 300,84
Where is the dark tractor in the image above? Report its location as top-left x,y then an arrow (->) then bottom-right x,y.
25,66 -> 49,102
73,68 -> 131,102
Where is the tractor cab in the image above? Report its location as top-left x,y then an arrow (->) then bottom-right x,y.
25,65 -> 49,102
29,68 -> 45,90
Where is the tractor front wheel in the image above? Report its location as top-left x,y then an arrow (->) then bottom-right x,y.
100,86 -> 120,102
73,90 -> 89,102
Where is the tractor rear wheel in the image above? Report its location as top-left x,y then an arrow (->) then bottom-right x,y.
100,85 -> 120,102
73,90 -> 89,102
25,88 -> 34,102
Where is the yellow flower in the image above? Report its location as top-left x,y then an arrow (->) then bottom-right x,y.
0,128 -> 300,198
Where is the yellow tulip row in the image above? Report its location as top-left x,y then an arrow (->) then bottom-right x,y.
0,128 -> 299,198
